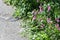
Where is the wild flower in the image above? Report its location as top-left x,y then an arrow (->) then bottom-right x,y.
39,6 -> 43,12
55,24 -> 60,30
55,18 -> 60,22
47,18 -> 51,23
32,16 -> 36,20
47,5 -> 51,12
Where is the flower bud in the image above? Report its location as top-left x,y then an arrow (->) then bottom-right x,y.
39,6 -> 43,12
32,16 -> 36,20
47,18 -> 51,23
47,5 -> 51,12
55,18 -> 60,22
55,24 -> 60,30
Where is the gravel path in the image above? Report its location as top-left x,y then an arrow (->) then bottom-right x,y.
0,0 -> 27,40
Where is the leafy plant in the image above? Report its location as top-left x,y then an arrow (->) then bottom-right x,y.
4,0 -> 60,40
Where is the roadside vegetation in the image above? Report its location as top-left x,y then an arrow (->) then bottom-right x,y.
4,0 -> 60,40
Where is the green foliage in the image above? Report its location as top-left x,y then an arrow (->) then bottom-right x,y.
4,0 -> 60,40
5,0 -> 40,19
24,10 -> 60,40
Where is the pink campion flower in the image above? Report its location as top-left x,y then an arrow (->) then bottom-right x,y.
39,6 -> 43,12
32,16 -> 36,20
47,18 -> 51,23
47,5 -> 51,12
55,24 -> 60,30
55,18 -> 60,22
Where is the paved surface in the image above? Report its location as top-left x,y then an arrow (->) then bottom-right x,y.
0,0 -> 27,40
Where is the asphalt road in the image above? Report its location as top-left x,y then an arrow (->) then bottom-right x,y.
0,0 -> 27,40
